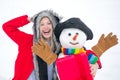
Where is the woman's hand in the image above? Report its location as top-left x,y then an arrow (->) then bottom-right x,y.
89,63 -> 99,77
27,17 -> 32,22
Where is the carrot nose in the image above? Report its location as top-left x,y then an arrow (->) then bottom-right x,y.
73,34 -> 78,40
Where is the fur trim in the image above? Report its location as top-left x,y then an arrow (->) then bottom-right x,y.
32,10 -> 62,42
33,54 -> 39,80
32,10 -> 61,80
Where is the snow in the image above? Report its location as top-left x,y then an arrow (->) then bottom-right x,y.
0,0 -> 120,80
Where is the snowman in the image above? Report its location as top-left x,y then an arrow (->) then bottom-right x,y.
54,18 -> 101,80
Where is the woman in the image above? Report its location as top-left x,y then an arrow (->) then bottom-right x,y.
2,10 -> 61,80
31,10 -> 61,80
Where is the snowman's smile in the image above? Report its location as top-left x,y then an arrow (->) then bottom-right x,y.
69,42 -> 79,45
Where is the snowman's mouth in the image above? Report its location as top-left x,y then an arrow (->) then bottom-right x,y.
69,42 -> 79,45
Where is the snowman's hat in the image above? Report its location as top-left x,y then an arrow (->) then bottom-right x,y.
54,17 -> 93,42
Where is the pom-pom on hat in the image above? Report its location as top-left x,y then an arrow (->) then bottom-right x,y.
54,17 -> 93,42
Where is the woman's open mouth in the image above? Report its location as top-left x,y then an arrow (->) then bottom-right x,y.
43,30 -> 51,35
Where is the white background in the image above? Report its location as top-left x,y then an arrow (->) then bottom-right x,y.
0,0 -> 120,80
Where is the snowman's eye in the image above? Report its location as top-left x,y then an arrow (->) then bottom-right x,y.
76,33 -> 79,35
68,33 -> 71,36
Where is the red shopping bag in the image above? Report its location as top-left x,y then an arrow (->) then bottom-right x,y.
56,53 -> 93,80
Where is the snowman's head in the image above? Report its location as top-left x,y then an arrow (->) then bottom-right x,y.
59,28 -> 87,48
54,17 -> 93,48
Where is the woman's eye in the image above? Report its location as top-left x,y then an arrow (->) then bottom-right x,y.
40,24 -> 44,26
48,22 -> 51,24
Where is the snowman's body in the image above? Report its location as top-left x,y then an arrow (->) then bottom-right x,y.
54,18 -> 100,80
56,28 -> 95,80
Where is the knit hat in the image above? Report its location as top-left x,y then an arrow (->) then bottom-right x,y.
54,17 -> 93,42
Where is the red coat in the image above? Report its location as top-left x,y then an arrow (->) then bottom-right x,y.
2,15 -> 34,80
